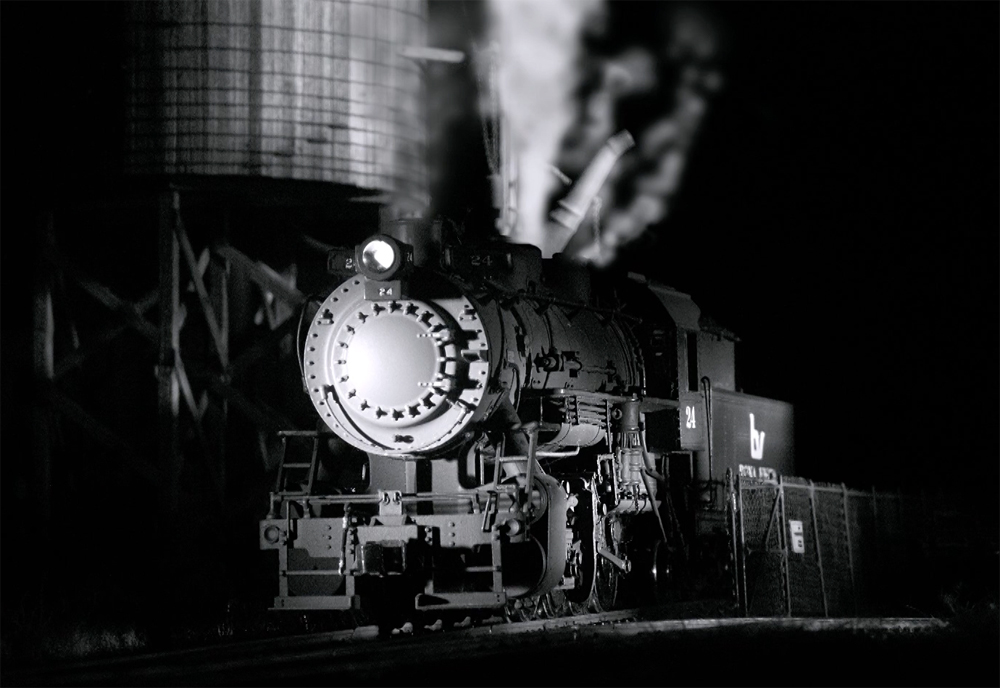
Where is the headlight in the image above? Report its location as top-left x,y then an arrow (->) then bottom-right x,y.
261,524 -> 283,546
361,239 -> 396,274
354,234 -> 412,281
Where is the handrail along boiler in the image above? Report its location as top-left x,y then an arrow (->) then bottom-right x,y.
259,233 -> 794,618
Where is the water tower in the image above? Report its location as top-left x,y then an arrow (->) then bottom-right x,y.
34,0 -> 432,531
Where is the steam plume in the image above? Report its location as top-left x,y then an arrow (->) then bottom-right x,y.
484,0 -> 603,253
573,5 -> 723,266
484,2 -> 724,266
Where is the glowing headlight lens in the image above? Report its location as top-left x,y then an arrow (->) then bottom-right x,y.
361,240 -> 395,274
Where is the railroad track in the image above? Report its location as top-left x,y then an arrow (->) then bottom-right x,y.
4,606 -> 659,686
8,611 -> 956,687
8,611 -> 957,687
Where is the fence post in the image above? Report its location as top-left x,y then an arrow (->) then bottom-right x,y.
871,486 -> 880,612
726,470 -> 740,614
809,481 -> 829,617
737,474 -> 748,617
897,487 -> 908,575
842,483 -> 858,617
777,476 -> 791,617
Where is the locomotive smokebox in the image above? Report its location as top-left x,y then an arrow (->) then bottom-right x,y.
307,236 -> 649,458
306,239 -> 499,456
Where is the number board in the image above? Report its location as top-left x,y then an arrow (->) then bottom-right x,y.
364,279 -> 403,301
327,248 -> 357,276
678,391 -> 707,450
444,246 -> 514,279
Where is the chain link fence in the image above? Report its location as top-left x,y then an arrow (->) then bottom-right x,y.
733,475 -> 937,617
734,481 -> 787,616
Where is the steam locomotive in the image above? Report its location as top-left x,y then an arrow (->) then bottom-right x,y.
259,231 -> 794,625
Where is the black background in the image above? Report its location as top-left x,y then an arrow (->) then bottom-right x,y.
622,3 -> 999,499
1,0 -> 997,664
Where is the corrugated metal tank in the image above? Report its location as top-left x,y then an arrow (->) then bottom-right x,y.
124,0 -> 427,202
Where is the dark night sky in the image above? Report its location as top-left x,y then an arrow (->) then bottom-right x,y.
2,2 -> 998,534
627,2 -> 999,497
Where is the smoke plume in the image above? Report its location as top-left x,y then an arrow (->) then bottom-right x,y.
484,0 -> 603,253
484,2 -> 724,266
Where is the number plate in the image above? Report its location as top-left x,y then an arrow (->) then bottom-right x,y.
678,391 -> 706,450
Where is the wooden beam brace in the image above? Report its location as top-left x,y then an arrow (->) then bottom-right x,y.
52,249 -> 214,380
205,376 -> 296,433
196,247 -> 210,280
50,238 -> 217,381
174,216 -> 227,368
208,220 -> 229,506
53,290 -> 158,380
159,190 -> 182,514
196,390 -> 210,421
43,386 -> 163,486
34,211 -> 56,523
174,355 -> 224,500
50,246 -> 289,444
46,247 -> 159,342
215,244 -> 306,307
228,316 -> 298,381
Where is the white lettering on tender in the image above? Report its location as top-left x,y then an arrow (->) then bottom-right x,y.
749,413 -> 766,460
739,464 -> 777,482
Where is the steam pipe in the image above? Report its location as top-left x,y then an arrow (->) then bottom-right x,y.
548,130 -> 635,254
701,376 -> 713,484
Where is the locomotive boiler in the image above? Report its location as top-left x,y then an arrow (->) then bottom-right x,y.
259,232 -> 794,624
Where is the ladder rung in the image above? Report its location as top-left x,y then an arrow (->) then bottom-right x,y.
282,463 -> 312,468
